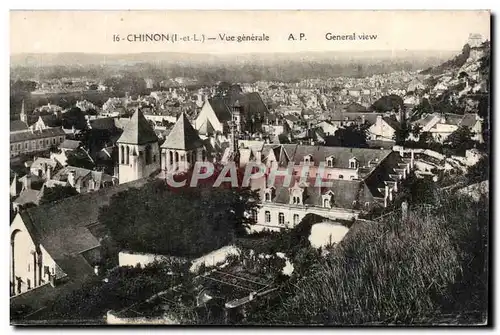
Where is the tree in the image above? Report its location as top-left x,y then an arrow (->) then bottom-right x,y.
61,107 -> 87,130
99,179 -> 259,258
327,124 -> 369,148
39,185 -> 78,205
370,95 -> 403,113
266,193 -> 487,325
465,155 -> 489,184
393,121 -> 411,145
444,126 -> 475,155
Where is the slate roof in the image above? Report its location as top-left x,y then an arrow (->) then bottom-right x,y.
18,178 -> 149,272
208,98 -> 232,122
208,92 -> 269,123
59,139 -> 82,150
252,176 -> 375,210
10,120 -> 29,132
14,188 -> 44,206
161,112 -> 204,150
52,165 -> 114,186
345,102 -> 368,113
198,118 -> 216,136
330,111 -> 381,125
117,110 -> 158,145
413,113 -> 480,129
382,116 -> 402,131
89,117 -> 117,131
10,127 -> 66,143
459,114 -> 479,127
39,114 -> 62,128
272,145 -> 392,169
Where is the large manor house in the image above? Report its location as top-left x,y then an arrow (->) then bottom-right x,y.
10,91 -> 416,298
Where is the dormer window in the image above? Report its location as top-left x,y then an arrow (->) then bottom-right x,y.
322,191 -> 334,208
326,156 -> 334,167
264,187 -> 275,202
304,154 -> 313,165
349,157 -> 359,169
289,183 -> 305,205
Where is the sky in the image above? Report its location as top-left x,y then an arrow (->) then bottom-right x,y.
10,10 -> 491,54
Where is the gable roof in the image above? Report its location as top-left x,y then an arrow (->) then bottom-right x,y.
208,98 -> 233,122
198,118 -> 216,136
10,120 -> 28,132
10,127 -> 66,143
117,110 -> 158,145
18,178 -> 149,267
60,139 -> 82,150
161,112 -> 203,150
382,116 -> 402,131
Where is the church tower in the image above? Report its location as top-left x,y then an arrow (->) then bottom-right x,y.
161,112 -> 205,174
116,109 -> 160,184
20,99 -> 27,124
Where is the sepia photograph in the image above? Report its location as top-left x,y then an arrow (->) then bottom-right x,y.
9,10 -> 490,326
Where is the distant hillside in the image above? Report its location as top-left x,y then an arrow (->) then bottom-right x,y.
11,50 -> 455,68
420,44 -> 471,75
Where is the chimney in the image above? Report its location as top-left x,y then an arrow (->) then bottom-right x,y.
385,184 -> 389,199
410,150 -> 415,169
376,115 -> 383,124
47,165 -> 52,180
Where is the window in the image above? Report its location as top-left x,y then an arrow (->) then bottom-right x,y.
28,264 -> 30,272
278,212 -> 285,225
25,142 -> 28,149
349,158 -> 359,169
365,202 -> 370,208
339,175 -> 344,179
327,174 -> 332,178
324,198 -> 330,207
265,211 -> 271,223
27,279 -> 31,290
265,193 -> 271,201
327,160 -> 332,167
10,144 -> 13,151
44,266 -> 50,277
52,138 -> 56,144
251,210 -> 258,222
293,214 -> 300,225
17,143 -> 21,149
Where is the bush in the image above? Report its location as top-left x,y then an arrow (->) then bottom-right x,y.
46,263 -> 187,320
268,194 -> 487,325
